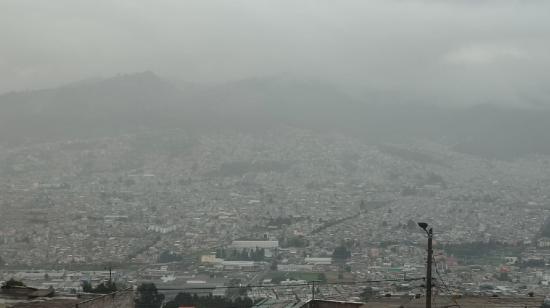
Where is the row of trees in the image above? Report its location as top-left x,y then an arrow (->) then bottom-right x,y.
134,282 -> 256,308
135,283 -> 165,308
158,250 -> 183,263
215,248 -> 265,261
163,292 -> 254,308
2,278 -> 119,294
1,278 -> 26,289
81,280 -> 118,293
332,245 -> 351,260
280,235 -> 309,248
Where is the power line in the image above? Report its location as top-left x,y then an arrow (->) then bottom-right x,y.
135,277 -> 425,308
154,277 -> 425,291
433,256 -> 461,308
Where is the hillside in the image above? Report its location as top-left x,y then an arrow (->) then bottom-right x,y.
0,72 -> 187,143
1,72 -> 550,159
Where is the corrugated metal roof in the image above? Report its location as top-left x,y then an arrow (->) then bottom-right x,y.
253,298 -> 304,308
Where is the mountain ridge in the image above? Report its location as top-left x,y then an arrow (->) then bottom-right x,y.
1,72 -> 550,159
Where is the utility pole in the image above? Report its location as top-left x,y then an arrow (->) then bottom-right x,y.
418,222 -> 433,308
311,280 -> 321,302
105,264 -> 112,282
426,227 -> 433,308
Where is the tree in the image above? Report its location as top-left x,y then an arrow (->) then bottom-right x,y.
332,246 -> 351,261
360,287 -> 376,302
216,248 -> 226,259
159,250 -> 183,263
283,236 -> 309,248
135,282 -> 164,308
251,247 -> 265,261
81,280 -> 117,294
93,281 -> 117,294
1,278 -> 25,289
163,292 -> 253,308
406,219 -> 417,230
81,281 -> 93,293
240,249 -> 250,260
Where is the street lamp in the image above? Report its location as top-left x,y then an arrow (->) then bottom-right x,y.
418,222 -> 433,308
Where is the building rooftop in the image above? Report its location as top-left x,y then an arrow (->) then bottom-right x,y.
10,298 -> 79,308
364,295 -> 545,307
252,298 -> 304,308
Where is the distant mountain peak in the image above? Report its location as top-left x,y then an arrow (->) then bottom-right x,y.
113,70 -> 159,80
99,71 -> 169,86
4,71 -> 168,95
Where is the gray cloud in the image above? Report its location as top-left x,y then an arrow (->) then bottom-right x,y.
1,0 -> 549,106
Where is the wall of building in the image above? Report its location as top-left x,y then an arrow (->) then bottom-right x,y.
301,300 -> 363,308
76,290 -> 134,308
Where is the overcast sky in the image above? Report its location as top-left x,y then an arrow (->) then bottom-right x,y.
1,0 -> 549,106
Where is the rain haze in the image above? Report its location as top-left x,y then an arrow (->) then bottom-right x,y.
2,0 -> 550,106
2,1 -> 550,308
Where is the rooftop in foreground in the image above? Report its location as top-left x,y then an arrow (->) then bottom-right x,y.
365,295 -> 545,307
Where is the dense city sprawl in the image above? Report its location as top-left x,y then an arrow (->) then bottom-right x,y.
2,127 -> 550,302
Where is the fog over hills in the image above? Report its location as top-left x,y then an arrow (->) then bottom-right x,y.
4,2 -> 550,302
1,72 -> 550,159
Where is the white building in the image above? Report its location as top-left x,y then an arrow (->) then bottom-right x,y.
221,261 -> 257,271
277,264 -> 313,272
304,257 -> 332,265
